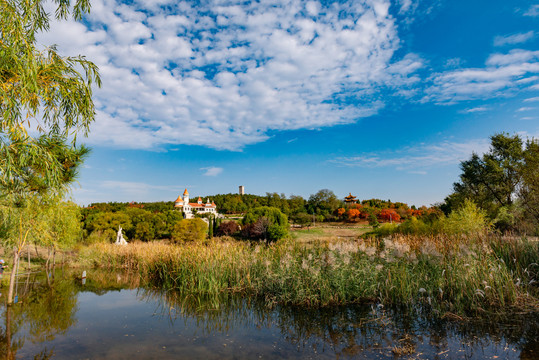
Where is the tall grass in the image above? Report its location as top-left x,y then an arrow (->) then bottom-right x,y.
80,235 -> 539,316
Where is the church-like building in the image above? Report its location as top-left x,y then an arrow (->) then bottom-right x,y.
174,189 -> 217,219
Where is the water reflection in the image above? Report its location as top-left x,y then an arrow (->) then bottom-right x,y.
140,286 -> 539,359
0,269 -> 537,359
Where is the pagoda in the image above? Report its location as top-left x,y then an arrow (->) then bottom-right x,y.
344,193 -> 357,204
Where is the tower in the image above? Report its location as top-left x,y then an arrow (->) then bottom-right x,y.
239,185 -> 244,195
183,188 -> 189,204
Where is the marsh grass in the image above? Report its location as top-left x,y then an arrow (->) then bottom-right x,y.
80,234 -> 539,316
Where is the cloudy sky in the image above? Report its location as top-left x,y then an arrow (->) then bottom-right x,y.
41,0 -> 539,206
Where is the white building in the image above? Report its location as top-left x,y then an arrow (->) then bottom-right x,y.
174,189 -> 217,219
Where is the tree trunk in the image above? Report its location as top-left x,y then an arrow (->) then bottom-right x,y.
28,244 -> 31,269
52,247 -> 56,268
45,247 -> 51,271
6,305 -> 13,359
7,250 -> 19,305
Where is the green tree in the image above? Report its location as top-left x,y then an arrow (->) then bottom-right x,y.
446,133 -> 539,233
448,133 -> 524,217
85,211 -> 132,243
287,195 -> 306,216
242,206 -> 289,241
518,139 -> 539,228
42,197 -> 82,268
171,218 -> 208,243
307,189 -> 342,220
1,0 -> 100,192
1,0 -> 99,305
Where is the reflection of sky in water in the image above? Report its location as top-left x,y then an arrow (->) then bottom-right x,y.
8,285 -> 536,359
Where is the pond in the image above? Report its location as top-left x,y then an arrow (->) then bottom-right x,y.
1,269 -> 538,359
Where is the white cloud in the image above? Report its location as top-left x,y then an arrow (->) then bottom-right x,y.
329,139 -> 490,170
424,49 -> 539,103
39,0 -> 422,150
524,96 -> 539,102
494,31 -> 535,46
201,167 -> 223,177
517,107 -> 535,112
461,106 -> 489,113
524,5 -> 539,17
397,0 -> 414,14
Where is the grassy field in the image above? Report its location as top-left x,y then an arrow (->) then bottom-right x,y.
291,223 -> 372,243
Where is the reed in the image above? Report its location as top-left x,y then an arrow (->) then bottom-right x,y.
80,235 -> 539,316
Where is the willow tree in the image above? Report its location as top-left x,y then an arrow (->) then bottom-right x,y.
0,0 -> 100,305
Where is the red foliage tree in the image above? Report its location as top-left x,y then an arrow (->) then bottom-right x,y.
378,208 -> 401,222
217,221 -> 240,236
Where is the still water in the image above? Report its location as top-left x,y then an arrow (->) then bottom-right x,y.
1,269 -> 538,359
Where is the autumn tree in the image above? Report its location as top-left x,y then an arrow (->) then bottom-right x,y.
216,221 -> 240,236
347,208 -> 360,222
378,209 -> 400,222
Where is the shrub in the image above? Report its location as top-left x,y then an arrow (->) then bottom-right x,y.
84,229 -> 116,245
171,218 -> 208,243
443,199 -> 490,235
217,221 -> 240,236
290,212 -> 313,227
397,217 -> 429,235
368,213 -> 380,228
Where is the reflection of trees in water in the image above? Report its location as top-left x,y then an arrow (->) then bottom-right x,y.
0,270 -> 78,358
0,268 -> 139,359
0,271 -> 537,359
139,287 -> 539,358
138,288 -> 274,334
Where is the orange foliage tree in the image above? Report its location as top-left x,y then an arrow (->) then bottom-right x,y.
347,208 -> 361,222
378,208 -> 401,222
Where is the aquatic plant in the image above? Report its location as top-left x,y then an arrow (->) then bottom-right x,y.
80,234 -> 539,316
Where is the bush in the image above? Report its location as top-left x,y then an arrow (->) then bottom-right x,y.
443,199 -> 490,235
375,223 -> 399,237
290,212 -> 313,227
398,217 -> 429,235
217,221 -> 240,236
493,206 -> 517,233
85,229 -> 116,245
171,218 -> 208,243
368,213 -> 379,228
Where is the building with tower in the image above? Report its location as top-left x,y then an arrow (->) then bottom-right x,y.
174,189 -> 217,219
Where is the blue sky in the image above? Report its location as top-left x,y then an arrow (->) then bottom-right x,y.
40,0 -> 539,206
